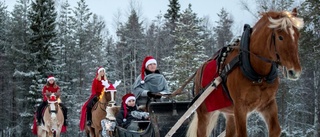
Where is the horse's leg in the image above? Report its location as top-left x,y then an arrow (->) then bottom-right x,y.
224,114 -> 236,137
258,99 -> 281,137
86,125 -> 94,137
187,104 -> 210,137
95,128 -> 101,137
197,105 -> 210,137
233,103 -> 248,137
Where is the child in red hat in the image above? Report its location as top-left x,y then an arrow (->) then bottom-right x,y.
116,93 -> 149,129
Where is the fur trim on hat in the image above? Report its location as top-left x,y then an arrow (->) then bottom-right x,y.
47,76 -> 55,81
145,59 -> 157,68
98,67 -> 105,73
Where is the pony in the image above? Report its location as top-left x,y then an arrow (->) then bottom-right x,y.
86,80 -> 121,137
37,93 -> 64,137
186,8 -> 304,137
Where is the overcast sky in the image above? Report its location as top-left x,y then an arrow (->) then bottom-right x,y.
4,0 -> 256,35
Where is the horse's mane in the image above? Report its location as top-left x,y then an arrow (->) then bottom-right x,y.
99,89 -> 105,100
261,10 -> 304,33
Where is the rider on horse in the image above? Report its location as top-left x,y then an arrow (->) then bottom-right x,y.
80,67 -> 107,127
36,75 -> 68,126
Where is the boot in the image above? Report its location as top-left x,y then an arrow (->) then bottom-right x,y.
36,113 -> 42,126
37,118 -> 42,126
36,109 -> 42,125
86,109 -> 92,126
64,120 -> 68,126
60,103 -> 68,126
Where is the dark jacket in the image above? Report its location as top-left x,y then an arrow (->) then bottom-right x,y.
116,104 -> 138,128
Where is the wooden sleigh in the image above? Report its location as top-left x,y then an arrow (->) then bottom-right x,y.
101,94 -> 191,137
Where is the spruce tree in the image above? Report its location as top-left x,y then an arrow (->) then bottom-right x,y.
7,0 -> 32,136
69,0 -> 92,95
167,4 -> 208,99
115,9 -> 144,91
213,8 -> 234,51
26,0 -> 58,135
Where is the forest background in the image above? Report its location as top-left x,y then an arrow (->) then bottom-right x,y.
0,0 -> 319,136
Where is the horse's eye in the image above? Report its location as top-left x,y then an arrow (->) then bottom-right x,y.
278,36 -> 283,40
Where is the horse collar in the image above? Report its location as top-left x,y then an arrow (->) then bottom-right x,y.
239,24 -> 278,83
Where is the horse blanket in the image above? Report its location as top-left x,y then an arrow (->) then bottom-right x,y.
203,59 -> 233,112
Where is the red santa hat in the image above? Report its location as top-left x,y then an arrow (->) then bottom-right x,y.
122,93 -> 136,118
106,84 -> 116,92
47,75 -> 55,82
140,56 -> 157,84
97,67 -> 105,74
122,93 -> 136,104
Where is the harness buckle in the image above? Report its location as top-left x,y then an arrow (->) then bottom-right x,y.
253,78 -> 263,84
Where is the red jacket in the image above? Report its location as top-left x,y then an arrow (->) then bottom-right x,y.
90,76 -> 106,98
42,84 -> 60,101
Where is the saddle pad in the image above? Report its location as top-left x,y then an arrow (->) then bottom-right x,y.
202,59 -> 233,112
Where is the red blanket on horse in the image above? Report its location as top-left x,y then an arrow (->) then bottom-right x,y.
202,59 -> 233,112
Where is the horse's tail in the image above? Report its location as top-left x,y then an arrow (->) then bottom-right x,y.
186,112 -> 199,137
186,111 -> 220,137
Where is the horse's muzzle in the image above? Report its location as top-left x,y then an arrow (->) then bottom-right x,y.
283,67 -> 301,80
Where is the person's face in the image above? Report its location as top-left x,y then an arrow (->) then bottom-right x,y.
127,99 -> 136,107
99,70 -> 105,76
48,79 -> 55,84
147,63 -> 157,72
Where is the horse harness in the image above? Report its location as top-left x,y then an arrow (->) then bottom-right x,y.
48,103 -> 60,114
195,24 -> 281,103
93,101 -> 107,112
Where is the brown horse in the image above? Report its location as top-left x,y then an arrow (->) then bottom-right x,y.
86,80 -> 120,137
37,94 -> 64,137
186,8 -> 304,137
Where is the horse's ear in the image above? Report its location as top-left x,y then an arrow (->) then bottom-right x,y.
292,8 -> 297,17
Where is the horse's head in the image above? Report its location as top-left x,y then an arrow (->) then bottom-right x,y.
252,8 -> 304,80
101,80 -> 121,106
48,93 -> 58,104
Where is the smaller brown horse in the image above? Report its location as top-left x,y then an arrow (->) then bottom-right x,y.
186,8 -> 304,137
37,93 -> 64,137
86,80 -> 120,137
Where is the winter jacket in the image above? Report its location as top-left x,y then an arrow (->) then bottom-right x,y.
132,69 -> 170,99
116,104 -> 146,128
42,84 -> 60,101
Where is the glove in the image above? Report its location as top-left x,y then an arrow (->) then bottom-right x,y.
147,92 -> 161,99
131,111 -> 149,119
